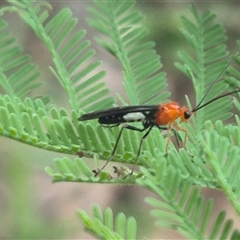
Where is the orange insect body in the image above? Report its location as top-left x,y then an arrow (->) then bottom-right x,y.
155,102 -> 191,125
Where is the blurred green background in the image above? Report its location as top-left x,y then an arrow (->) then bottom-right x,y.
0,1 -> 240,239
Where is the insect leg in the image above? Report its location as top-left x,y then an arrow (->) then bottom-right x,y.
173,124 -> 187,148
173,129 -> 181,148
165,123 -> 174,155
156,126 -> 181,148
94,124 -> 147,176
164,122 -> 187,151
130,125 -> 154,174
164,123 -> 187,154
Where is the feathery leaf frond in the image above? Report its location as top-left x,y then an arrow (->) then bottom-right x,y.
0,95 -> 81,153
173,5 -> 238,159
175,5 -> 231,125
138,165 -> 240,240
87,0 -> 169,105
226,48 -> 240,108
0,19 -> 44,100
46,148 -> 146,184
200,123 -> 240,215
45,157 -> 94,183
77,205 -> 137,240
6,0 -> 114,112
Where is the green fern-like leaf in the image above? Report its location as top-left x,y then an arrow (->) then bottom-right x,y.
173,5 -> 240,162
45,157 -> 94,183
175,5 -> 232,125
0,95 -> 81,153
0,18 -> 44,100
77,205 -> 137,240
226,43 -> 240,108
138,165 -> 240,240
45,156 -> 142,184
87,0 -> 169,105
200,124 -> 240,215
6,0 -> 114,112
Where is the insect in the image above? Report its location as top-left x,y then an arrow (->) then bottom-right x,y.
78,56 -> 240,176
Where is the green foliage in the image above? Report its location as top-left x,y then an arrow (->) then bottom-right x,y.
87,0 -> 169,105
0,0 -> 240,239
0,18 -> 44,100
175,5 -> 235,149
77,205 -> 137,239
2,0 -> 114,112
45,156 -> 140,184
0,94 -> 80,153
139,165 -> 240,239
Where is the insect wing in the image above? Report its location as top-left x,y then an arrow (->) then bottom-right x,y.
78,105 -> 158,121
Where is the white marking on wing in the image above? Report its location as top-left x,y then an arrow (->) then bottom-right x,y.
123,112 -> 145,122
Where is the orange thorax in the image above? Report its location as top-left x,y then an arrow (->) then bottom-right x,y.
154,102 -> 191,125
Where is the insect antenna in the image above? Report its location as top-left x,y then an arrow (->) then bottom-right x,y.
192,89 -> 240,112
194,53 -> 240,111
